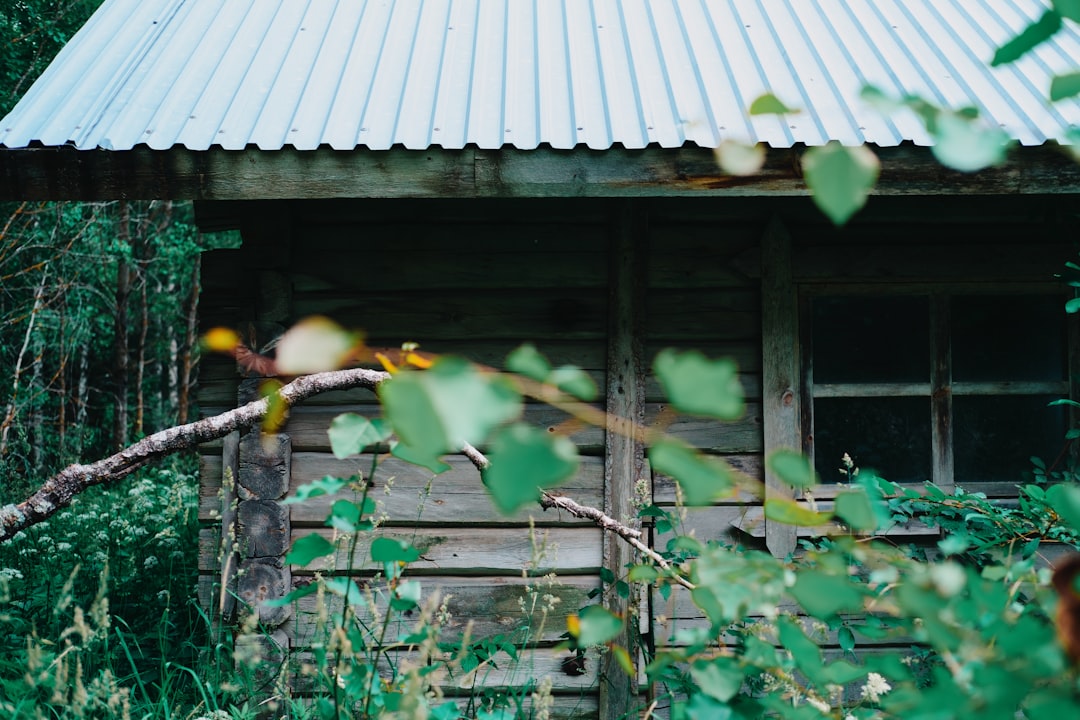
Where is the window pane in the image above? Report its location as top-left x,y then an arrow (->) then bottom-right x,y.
954,395 -> 1067,484
952,295 -> 1065,382
813,397 -> 931,484
812,296 -> 929,383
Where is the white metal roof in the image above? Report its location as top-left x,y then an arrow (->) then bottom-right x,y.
2,0 -> 1078,151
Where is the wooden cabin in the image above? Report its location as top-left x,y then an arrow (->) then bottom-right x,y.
4,1 -> 1080,717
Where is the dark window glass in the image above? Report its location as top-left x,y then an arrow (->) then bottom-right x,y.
813,397 -> 932,484
954,395 -> 1067,484
952,295 -> 1066,382
812,296 -> 929,383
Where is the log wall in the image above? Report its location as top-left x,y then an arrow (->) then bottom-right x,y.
196,195 -> 1078,719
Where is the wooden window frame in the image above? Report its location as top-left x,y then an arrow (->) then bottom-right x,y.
798,283 -> 1071,500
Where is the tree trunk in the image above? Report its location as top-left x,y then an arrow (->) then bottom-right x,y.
177,259 -> 200,425
112,202 -> 132,450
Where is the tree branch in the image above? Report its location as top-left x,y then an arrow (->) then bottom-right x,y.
539,491 -> 696,590
0,360 -> 695,594
0,367 -> 389,541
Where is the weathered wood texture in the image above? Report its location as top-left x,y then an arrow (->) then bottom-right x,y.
6,145 -> 1080,201
600,202 -> 647,717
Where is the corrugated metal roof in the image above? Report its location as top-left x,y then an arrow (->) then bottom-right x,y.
2,0 -> 1078,151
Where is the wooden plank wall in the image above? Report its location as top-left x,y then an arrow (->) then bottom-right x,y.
196,196 -> 1078,718
199,200 -> 617,716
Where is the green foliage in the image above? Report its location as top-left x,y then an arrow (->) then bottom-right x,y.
801,142 -> 881,226
482,423 -> 580,513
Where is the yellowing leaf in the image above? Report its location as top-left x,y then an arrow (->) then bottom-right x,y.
764,498 -> 833,527
202,327 -> 240,353
274,316 -> 363,374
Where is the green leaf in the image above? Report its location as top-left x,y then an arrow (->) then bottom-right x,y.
286,533 -> 336,567
481,423 -> 580,514
1056,0 -> 1080,21
834,490 -> 877,531
1065,297 -> 1080,314
324,577 -> 367,605
766,449 -> 817,488
370,537 -> 421,563
689,657 -> 745,703
390,440 -> 452,474
628,565 -> 660,582
379,356 -> 522,456
790,570 -> 865,618
649,440 -> 735,505
328,413 -> 390,458
838,626 -> 855,653
777,616 -> 823,673
1051,72 -> 1080,101
931,113 -> 1010,172
1048,398 -> 1080,408
992,10 -> 1062,66
261,580 -> 320,608
820,658 -> 866,685
653,349 -> 744,420
749,93 -> 798,115
764,498 -> 833,526
802,142 -> 880,226
574,605 -> 624,646
327,499 -> 372,533
284,475 -> 350,504
549,365 -> 599,401
506,343 -> 552,382
1047,483 -> 1080,532
391,579 -> 422,611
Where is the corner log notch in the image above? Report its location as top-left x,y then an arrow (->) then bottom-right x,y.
4,144 -> 1080,201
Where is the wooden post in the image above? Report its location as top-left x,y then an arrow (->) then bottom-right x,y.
761,217 -> 799,558
600,200 -> 647,719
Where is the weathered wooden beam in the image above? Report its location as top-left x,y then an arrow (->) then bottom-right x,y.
4,144 -> 1079,201
600,201 -> 648,718
760,218 -> 799,558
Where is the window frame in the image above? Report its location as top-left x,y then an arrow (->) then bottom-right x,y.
797,282 -> 1073,499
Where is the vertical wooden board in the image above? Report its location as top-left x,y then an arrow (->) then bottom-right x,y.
761,217 -> 798,558
601,201 -> 646,718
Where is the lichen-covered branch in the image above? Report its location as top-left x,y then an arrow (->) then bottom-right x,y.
540,491 -> 696,590
0,367 -> 390,541
1,359 -> 694,595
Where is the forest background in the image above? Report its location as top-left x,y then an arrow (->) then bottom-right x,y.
0,0 -> 229,710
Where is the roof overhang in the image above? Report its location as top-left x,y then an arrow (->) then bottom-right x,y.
3,144 -> 1080,202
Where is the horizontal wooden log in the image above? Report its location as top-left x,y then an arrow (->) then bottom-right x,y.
198,363 -> 764,408
652,454 -> 765,505
289,287 -> 757,343
10,145 -> 1080,202
289,646 -> 601,696
201,527 -> 604,575
202,453 -> 606,525
264,403 -> 763,454
287,575 -> 597,645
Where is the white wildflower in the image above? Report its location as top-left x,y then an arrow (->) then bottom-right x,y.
56,542 -> 72,552
860,672 -> 892,703
806,695 -> 830,713
0,567 -> 23,581
143,556 -> 159,570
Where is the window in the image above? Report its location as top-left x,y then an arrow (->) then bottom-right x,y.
802,290 -> 1070,492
